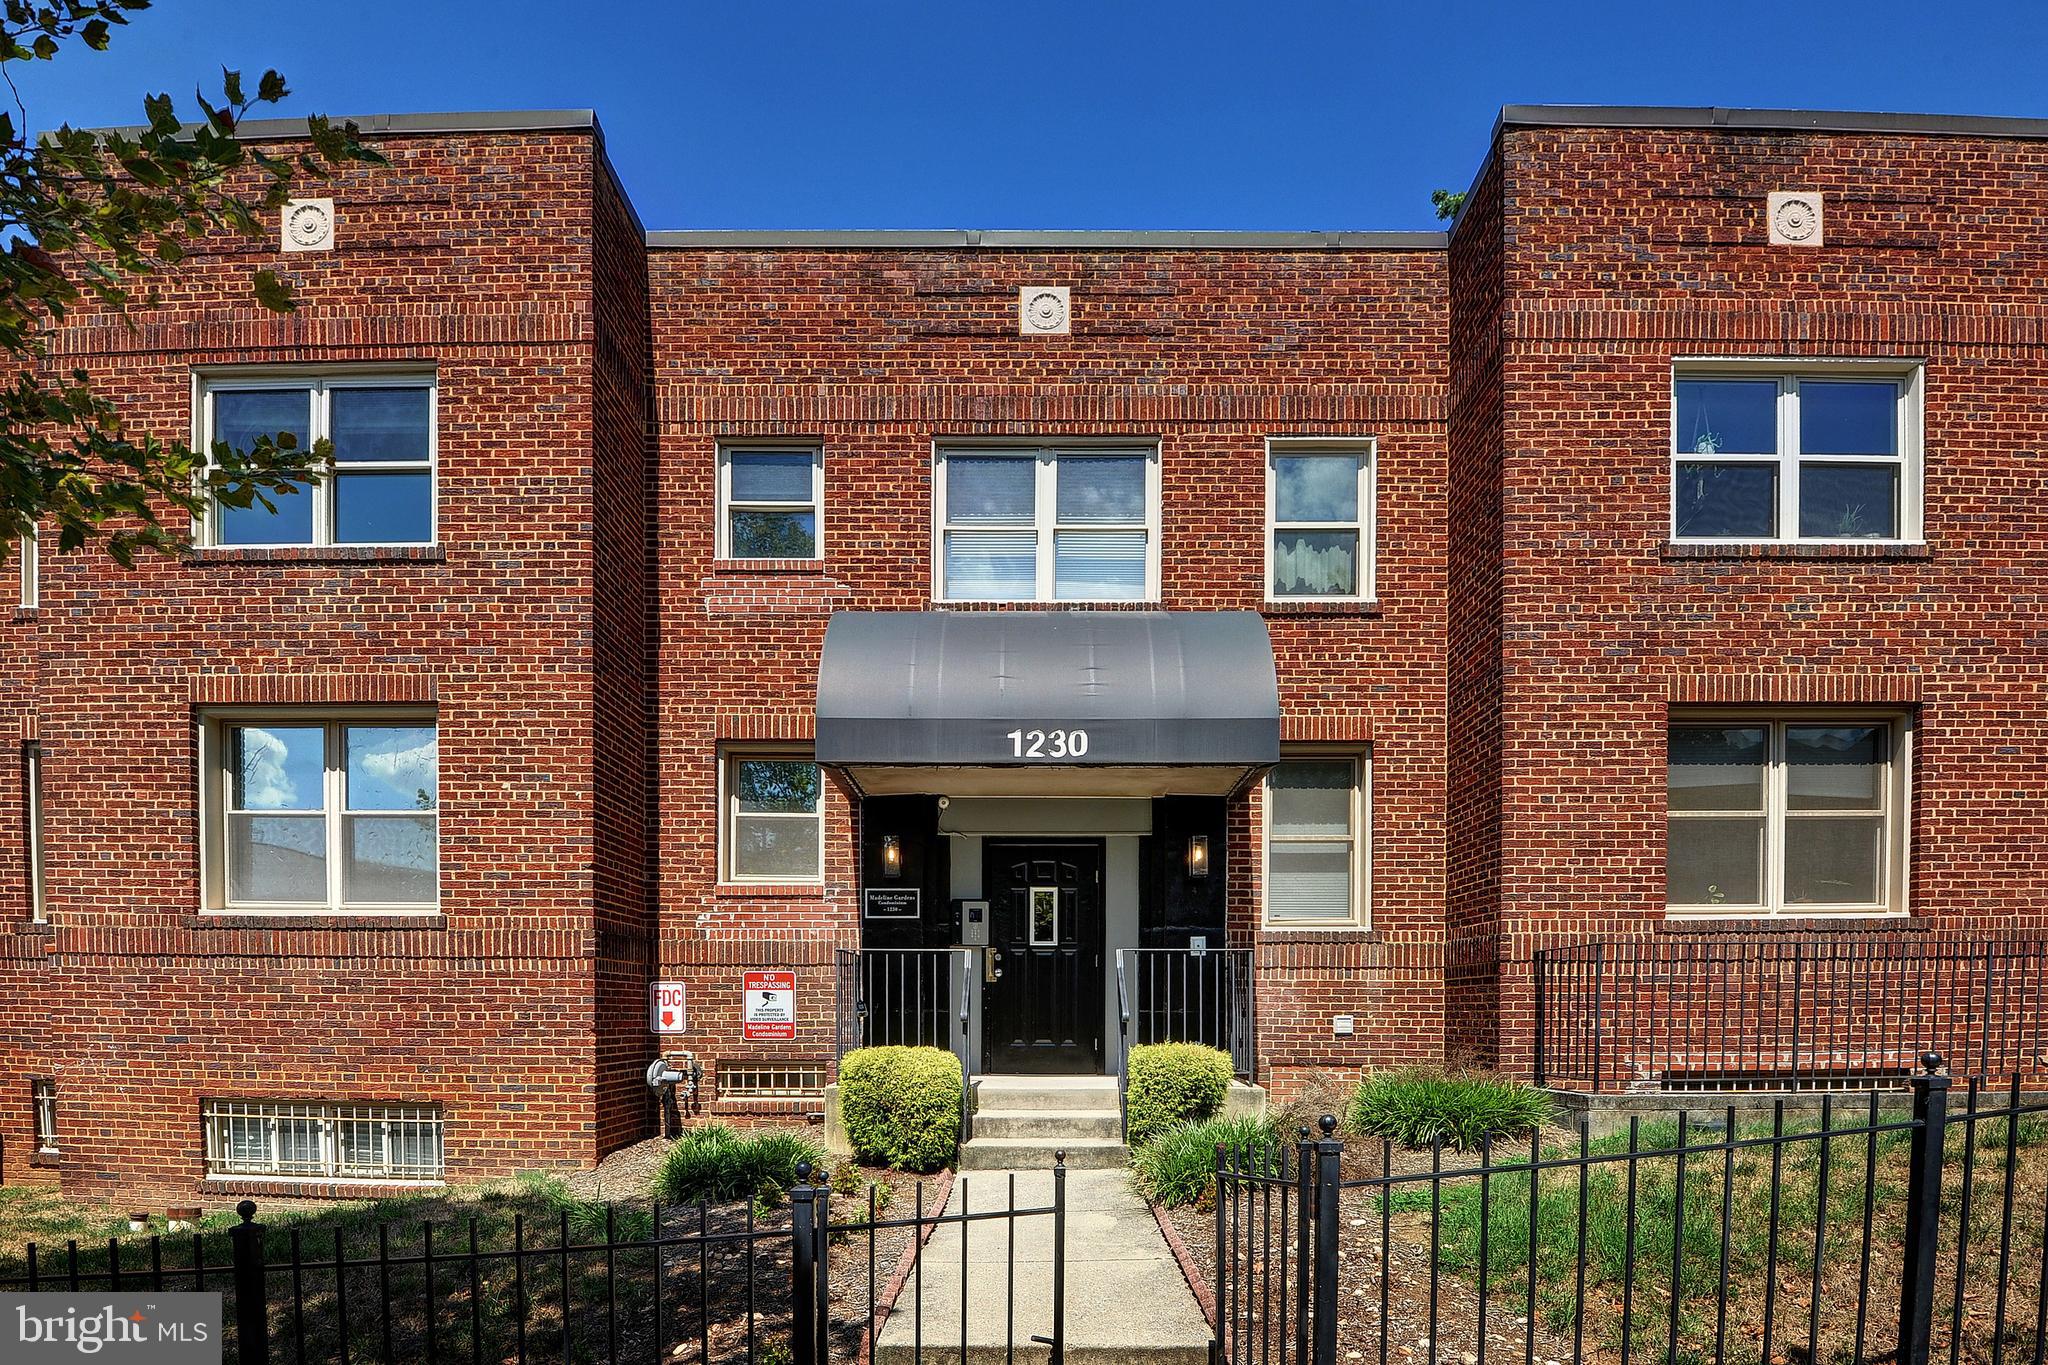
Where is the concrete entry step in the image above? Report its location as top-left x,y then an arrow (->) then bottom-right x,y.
972,1110 -> 1122,1141
874,1169 -> 1211,1365
972,1075 -> 1121,1114
958,1137 -> 1127,1170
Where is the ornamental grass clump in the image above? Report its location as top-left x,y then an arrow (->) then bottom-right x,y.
1347,1068 -> 1554,1152
1130,1115 -> 1279,1208
651,1125 -> 826,1208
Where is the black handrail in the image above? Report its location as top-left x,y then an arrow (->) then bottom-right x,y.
1114,952 -> 1133,1140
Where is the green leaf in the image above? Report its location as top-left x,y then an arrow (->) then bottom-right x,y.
250,268 -> 296,314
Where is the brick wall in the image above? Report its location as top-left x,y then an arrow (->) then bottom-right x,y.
1486,122 -> 2048,1078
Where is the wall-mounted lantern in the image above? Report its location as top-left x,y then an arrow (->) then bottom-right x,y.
1187,834 -> 1210,879
881,834 -> 904,879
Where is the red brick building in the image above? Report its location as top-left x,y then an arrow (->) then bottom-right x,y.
4,104 -> 2044,1201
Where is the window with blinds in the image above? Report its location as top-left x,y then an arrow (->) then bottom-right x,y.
936,446 -> 1158,602
1263,756 -> 1368,928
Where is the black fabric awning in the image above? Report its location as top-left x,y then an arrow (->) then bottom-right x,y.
815,611 -> 1280,768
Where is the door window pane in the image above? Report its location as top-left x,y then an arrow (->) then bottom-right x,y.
1786,726 -> 1885,810
1274,456 -> 1360,522
1798,464 -> 1898,539
329,387 -> 431,462
730,451 -> 816,502
334,471 -> 433,544
1272,531 -> 1358,597
1030,887 -> 1058,945
944,530 -> 1037,599
1675,380 -> 1778,455
1667,727 -> 1767,811
730,510 -> 816,558
1674,463 -> 1776,539
946,457 -> 1036,522
1784,816 -> 1883,904
1666,817 -> 1765,906
1799,381 -> 1897,456
1055,456 -> 1145,522
230,726 -> 324,811
1053,530 -> 1146,600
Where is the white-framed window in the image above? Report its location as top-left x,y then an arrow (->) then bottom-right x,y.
1667,714 -> 1910,918
16,529 -> 35,609
201,1100 -> 444,1183
718,445 -> 823,559
1266,438 -> 1375,601
31,1078 -> 55,1154
1671,362 -> 1923,543
199,713 -> 439,915
198,373 -> 437,548
23,739 -> 44,923
721,750 -> 823,884
933,445 -> 1160,602
1262,752 -> 1370,928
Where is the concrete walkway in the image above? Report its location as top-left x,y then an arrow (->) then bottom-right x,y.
874,1168 -> 1211,1365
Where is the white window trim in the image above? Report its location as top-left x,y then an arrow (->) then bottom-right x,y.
31,1078 -> 55,1155
1666,710 -> 1912,920
197,709 -> 440,917
194,371 -> 438,549
1260,749 -> 1372,930
930,441 -> 1163,603
23,739 -> 44,924
1670,358 -> 1925,545
1264,436 -> 1377,603
17,527 -> 36,610
716,443 -> 825,560
718,747 -> 825,886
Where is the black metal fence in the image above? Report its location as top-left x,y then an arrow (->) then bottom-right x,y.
1115,946 -> 1257,1137
836,947 -> 975,1139
0,1160 -> 1067,1365
1216,1055 -> 2048,1365
1533,934 -> 2048,1092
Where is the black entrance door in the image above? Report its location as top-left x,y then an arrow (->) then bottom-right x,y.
984,841 -> 1105,1074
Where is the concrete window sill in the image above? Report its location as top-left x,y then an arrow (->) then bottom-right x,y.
184,545 -> 447,566
1662,541 -> 1932,562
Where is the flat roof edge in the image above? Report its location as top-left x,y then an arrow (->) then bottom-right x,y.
1501,104 -> 2048,140
72,109 -> 598,140
645,228 -> 1447,250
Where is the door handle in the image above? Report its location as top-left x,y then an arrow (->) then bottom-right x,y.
985,949 -> 1003,983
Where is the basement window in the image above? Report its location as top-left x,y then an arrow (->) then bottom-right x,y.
202,1100 -> 444,1183
718,1065 -> 826,1100
31,1078 -> 55,1154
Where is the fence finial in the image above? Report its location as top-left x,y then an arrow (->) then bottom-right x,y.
1055,1150 -> 1067,1167
1317,1114 -> 1337,1137
795,1161 -> 813,1185
1921,1051 -> 1946,1075
236,1200 -> 257,1223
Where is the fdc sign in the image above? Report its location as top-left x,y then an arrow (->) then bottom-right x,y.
648,982 -> 688,1035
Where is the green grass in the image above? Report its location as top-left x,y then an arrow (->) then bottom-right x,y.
1388,1109 -> 2048,1365
649,1125 -> 825,1209
1348,1068 -> 1555,1152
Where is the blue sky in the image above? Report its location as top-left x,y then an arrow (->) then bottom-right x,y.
18,1 -> 2048,231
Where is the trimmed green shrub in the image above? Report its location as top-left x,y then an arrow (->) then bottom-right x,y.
651,1125 -> 825,1207
838,1046 -> 963,1173
1125,1042 -> 1235,1147
1131,1115 -> 1278,1208
1346,1069 -> 1554,1152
